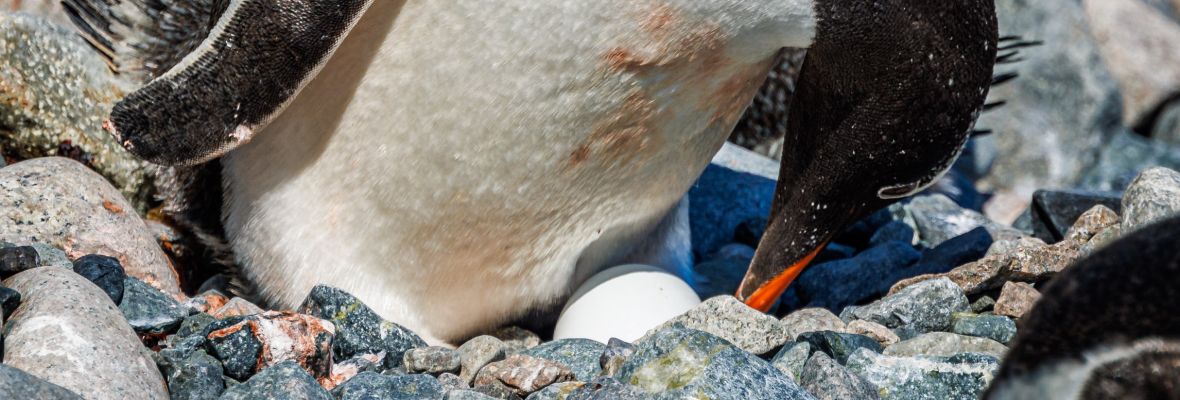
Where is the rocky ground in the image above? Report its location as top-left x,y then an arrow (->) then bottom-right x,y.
2,0 -> 1180,399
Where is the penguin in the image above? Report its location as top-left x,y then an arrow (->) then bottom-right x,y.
984,215 -> 1180,400
64,0 -> 998,343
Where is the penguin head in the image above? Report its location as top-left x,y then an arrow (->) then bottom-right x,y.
736,0 -> 998,310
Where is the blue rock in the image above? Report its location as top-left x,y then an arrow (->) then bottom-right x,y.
523,339 -> 605,382
616,327 -> 815,399
797,331 -> 883,365
299,285 -> 427,368
794,242 -> 922,311
689,143 -> 778,258
911,228 -> 993,276
72,254 -> 126,304
870,221 -> 915,247
950,314 -> 1018,344
1026,189 -> 1122,243
153,348 -> 225,400
221,361 -> 331,400
118,277 -> 192,334
331,372 -> 445,400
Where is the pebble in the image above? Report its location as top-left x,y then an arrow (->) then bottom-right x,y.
438,372 -> 467,391
847,278 -> 968,333
691,256 -> 750,300
329,372 -> 446,400
969,296 -> 996,313
647,296 -> 789,355
994,281 -> 1041,319
205,318 -> 265,381
799,352 -> 880,400
0,245 -> 39,277
522,338 -> 606,382
912,227 -> 994,276
883,332 -> 1008,359
458,335 -> 507,385
950,313 -> 1017,344
119,277 -> 193,334
616,327 -> 813,399
889,237 -> 1078,296
797,331 -> 884,365
793,242 -> 922,311
210,297 -> 264,318
404,346 -> 462,375
323,352 -> 385,390
781,307 -> 848,340
186,290 -> 229,314
1121,167 -> 1180,231
1065,205 -> 1121,244
846,349 -> 999,400
490,326 -> 542,355
1025,191 -> 1121,243
153,349 -> 225,400
0,158 -> 181,296
175,312 -> 218,338
0,364 -> 84,399
298,285 -> 427,368
72,254 -> 127,304
598,338 -> 637,377
846,320 -> 900,347
207,312 -> 336,382
523,381 -> 586,400
28,243 -> 73,269
0,284 -> 19,317
220,361 -> 332,400
906,195 -> 1023,247
770,341 -> 812,381
3,267 -> 168,400
473,354 -> 574,398
557,377 -> 649,399
449,389 -> 499,400
869,221 -> 915,246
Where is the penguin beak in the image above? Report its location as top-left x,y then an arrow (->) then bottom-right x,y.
735,243 -> 827,312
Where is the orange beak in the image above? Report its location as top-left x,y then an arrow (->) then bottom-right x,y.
738,245 -> 825,312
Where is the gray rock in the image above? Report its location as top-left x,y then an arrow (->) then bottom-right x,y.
205,318 -> 264,381
1122,167 -> 1180,232
691,256 -> 750,300
781,307 -> 847,341
906,195 -> 1022,247
3,267 -> 167,400
404,346 -> 461,375
0,158 -> 181,296
647,296 -> 789,355
846,349 -> 1000,400
688,143 -> 779,257
797,331 -> 884,365
153,349 -> 225,400
883,332 -> 1008,359
1084,0 -> 1180,126
28,243 -> 72,269
206,312 -> 336,382
950,313 -> 1017,344
491,326 -> 542,355
437,373 -> 466,391
120,277 -> 193,334
1080,130 -> 1180,192
209,297 -> 264,319
221,361 -> 332,400
1025,191 -> 1122,243
994,281 -> 1041,319
72,254 -> 127,304
846,320 -> 900,347
557,377 -> 648,399
598,338 -> 636,377
0,364 -> 83,399
522,339 -> 605,382
0,13 -> 156,210
523,381 -> 585,400
969,296 -> 996,313
457,335 -> 506,385
848,278 -> 969,333
771,341 -> 811,381
890,237 -> 1081,296
330,372 -> 445,400
448,390 -> 499,400
799,352 -> 880,400
617,327 -> 815,399
299,285 -> 427,368
473,355 -> 574,398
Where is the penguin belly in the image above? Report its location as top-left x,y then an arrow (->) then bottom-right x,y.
221,0 -> 799,342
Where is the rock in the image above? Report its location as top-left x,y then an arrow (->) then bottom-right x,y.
523,381 -> 586,400
220,361 -> 332,400
689,143 -> 779,257
556,377 -> 648,399
490,326 -> 542,355
322,352 -> 384,390
186,290 -> 229,314
153,348 -> 225,400
770,341 -> 811,381
0,14 -> 156,210
1121,167 -> 1180,231
207,317 -> 265,381
28,243 -> 72,268
883,332 -> 1007,359
617,327 -> 813,399
438,372 -> 467,391
404,346 -> 462,375
797,331 -> 884,365
781,307 -> 847,340
329,372 -> 445,400
598,338 -> 637,377
799,352 -> 880,400
846,320 -> 900,347
1084,0 -> 1180,126
1026,190 -> 1122,243
974,0 -> 1123,220
1065,205 -> 1121,244
119,277 -> 192,334
472,380 -> 523,400
473,355 -> 574,398
869,221 -> 915,246
1080,224 -> 1123,257
0,364 -> 83,399
846,349 -> 1000,400
647,296 -> 788,355
994,282 -> 1041,319
3,267 -> 167,400
969,296 -> 996,313
0,245 -> 38,277
0,158 -> 180,295
72,254 -> 126,304
449,389 -> 499,400
176,312 -> 218,339
950,313 -> 1017,344
889,238 -> 1080,296
734,218 -> 769,248
458,335 -> 506,385
793,242 -> 922,311
206,311 -> 336,382
1080,130 -> 1180,191
0,285 -> 18,317
848,278 -> 968,333
298,285 -> 427,368
522,339 -> 605,382
691,256 -> 750,300
913,227 -> 994,275
1155,99 -> 1180,146
906,195 -> 1023,247
210,297 -> 264,318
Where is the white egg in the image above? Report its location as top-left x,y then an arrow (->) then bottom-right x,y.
553,264 -> 702,343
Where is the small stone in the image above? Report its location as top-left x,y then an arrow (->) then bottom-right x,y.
1079,224 -> 1123,256
781,307 -> 847,340
473,355 -> 574,398
849,278 -> 968,333
793,242 -> 923,311
523,381 -> 586,400
186,290 -> 229,314
221,361 -> 331,400
0,364 -> 83,399
1028,191 -> 1122,243
0,246 -> 39,277
404,346 -> 462,375
846,320 -> 900,347
906,195 -> 1023,247
883,332 -> 1008,359
846,348 -> 999,400
994,282 -> 1041,319
889,238 -> 1079,296
617,327 -> 812,399
28,243 -> 72,269
210,297 -> 264,318
911,228 -> 995,277
797,331 -> 883,365
207,312 -> 336,382
323,352 -> 384,390
72,254 -> 127,304
770,341 -> 811,381
0,285 -> 20,317
647,296 -> 789,355
1121,167 -> 1180,231
119,277 -> 192,334
472,380 -> 523,400
870,220 -> 915,246
969,296 -> 996,313
449,389 -> 499,400
559,377 -> 648,399
1063,205 -> 1120,244
176,312 -> 218,338
206,318 -> 265,381
438,372 -> 467,391
330,372 -> 445,400
598,338 -> 637,377
491,327 -> 543,355
799,352 -> 880,400
299,285 -> 427,368
950,313 -> 1017,344
458,335 -> 506,385
522,338 -> 605,382
153,349 -> 225,400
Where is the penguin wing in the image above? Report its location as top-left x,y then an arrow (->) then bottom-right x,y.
64,0 -> 374,166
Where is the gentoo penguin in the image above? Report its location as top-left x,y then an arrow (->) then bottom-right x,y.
65,0 -> 998,342
985,215 -> 1180,400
